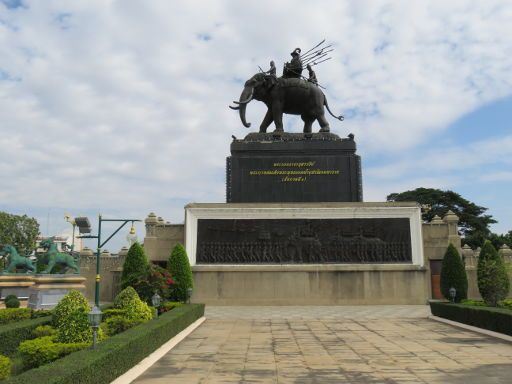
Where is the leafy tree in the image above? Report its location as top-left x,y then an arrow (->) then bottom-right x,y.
0,211 -> 39,254
121,243 -> 149,291
440,244 -> 468,302
167,243 -> 193,302
387,188 -> 496,248
477,241 -> 510,306
488,231 -> 512,250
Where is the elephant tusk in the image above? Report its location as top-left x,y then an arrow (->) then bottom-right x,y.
229,105 -> 240,110
234,95 -> 253,105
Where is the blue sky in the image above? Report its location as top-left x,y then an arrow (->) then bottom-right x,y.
0,1 -> 511,251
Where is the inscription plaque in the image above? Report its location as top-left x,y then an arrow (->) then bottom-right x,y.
196,218 -> 412,264
227,133 -> 363,203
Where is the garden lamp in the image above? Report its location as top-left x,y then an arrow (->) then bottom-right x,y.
187,287 -> 193,304
88,305 -> 103,349
151,291 -> 161,317
449,287 -> 456,303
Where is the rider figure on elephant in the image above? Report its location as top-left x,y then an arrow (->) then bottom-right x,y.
282,48 -> 303,79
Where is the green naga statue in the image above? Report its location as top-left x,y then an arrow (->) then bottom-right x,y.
0,245 -> 36,273
39,238 -> 80,274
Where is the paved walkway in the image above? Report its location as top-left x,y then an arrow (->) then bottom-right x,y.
134,306 -> 512,383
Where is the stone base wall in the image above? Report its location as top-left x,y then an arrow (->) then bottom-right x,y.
192,264 -> 429,305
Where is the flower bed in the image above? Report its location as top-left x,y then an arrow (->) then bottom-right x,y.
4,303 -> 204,384
430,301 -> 512,336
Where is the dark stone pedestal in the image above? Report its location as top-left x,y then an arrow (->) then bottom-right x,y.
226,132 -> 362,203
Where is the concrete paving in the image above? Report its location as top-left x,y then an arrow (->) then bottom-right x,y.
134,306 -> 512,383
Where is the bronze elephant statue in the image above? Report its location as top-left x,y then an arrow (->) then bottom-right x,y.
230,73 -> 343,134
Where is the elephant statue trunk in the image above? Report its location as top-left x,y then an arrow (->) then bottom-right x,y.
237,85 -> 254,128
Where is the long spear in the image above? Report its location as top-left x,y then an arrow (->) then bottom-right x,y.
299,39 -> 326,58
302,48 -> 334,63
302,51 -> 332,65
300,44 -> 333,61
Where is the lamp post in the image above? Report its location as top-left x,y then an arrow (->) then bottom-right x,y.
151,291 -> 161,318
79,215 -> 142,307
449,287 -> 456,303
88,305 -> 103,349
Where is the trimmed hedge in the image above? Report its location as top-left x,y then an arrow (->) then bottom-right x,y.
430,301 -> 512,336
0,309 -> 32,325
0,317 -> 52,356
4,304 -> 204,384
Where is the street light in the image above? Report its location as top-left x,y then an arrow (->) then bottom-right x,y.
78,215 -> 142,306
88,306 -> 103,349
449,287 -> 456,303
126,222 -> 138,247
151,291 -> 161,317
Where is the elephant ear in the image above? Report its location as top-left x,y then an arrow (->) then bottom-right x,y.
263,75 -> 275,89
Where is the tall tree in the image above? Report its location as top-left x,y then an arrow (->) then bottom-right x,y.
121,243 -> 149,290
477,240 -> 509,306
0,211 -> 40,254
387,188 -> 496,248
440,243 -> 468,302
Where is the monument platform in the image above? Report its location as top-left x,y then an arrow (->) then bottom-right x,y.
226,132 -> 362,203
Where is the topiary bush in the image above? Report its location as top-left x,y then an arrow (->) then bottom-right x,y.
113,286 -> 153,321
477,240 -> 510,306
4,295 -> 20,309
440,243 -> 468,303
0,354 -> 12,380
167,243 -> 193,302
52,290 -> 94,343
18,336 -> 88,369
121,243 -> 149,291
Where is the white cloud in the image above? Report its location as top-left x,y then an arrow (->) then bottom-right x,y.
1,1 -> 512,249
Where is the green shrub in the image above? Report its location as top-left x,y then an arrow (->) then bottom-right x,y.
159,301 -> 182,314
113,287 -> 153,321
52,290 -> 93,343
129,264 -> 176,304
121,243 -> 149,292
501,298 -> 512,310
31,309 -> 52,319
101,308 -> 126,321
461,299 -> 486,307
167,243 -> 193,302
430,301 -> 512,336
18,336 -> 88,369
4,304 -> 204,384
477,241 -> 510,306
440,243 -> 468,302
0,317 -> 52,356
0,354 -> 11,380
32,325 -> 56,338
4,295 -> 20,309
103,316 -> 143,336
0,309 -> 32,325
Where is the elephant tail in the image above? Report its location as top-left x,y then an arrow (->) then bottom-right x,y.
324,97 -> 344,122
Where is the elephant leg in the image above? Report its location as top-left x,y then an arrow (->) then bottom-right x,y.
302,115 -> 314,134
259,109 -> 273,133
318,114 -> 330,132
272,103 -> 284,132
